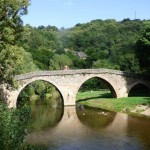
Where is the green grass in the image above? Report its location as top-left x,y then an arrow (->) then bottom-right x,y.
76,91 -> 150,114
77,90 -> 112,100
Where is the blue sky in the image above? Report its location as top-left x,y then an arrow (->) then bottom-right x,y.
22,0 -> 150,28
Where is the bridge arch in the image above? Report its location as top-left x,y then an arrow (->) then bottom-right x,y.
76,76 -> 117,98
128,82 -> 150,97
16,78 -> 64,107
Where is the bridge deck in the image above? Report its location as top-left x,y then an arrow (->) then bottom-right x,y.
15,68 -> 143,81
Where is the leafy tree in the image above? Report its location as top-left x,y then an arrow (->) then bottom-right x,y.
0,45 -> 38,87
79,77 -> 108,92
93,59 -> 119,70
0,102 -> 30,150
0,0 -> 30,49
135,27 -> 150,73
0,0 -> 32,87
119,53 -> 140,72
46,25 -> 58,31
32,48 -> 54,70
49,54 -> 73,70
17,80 -> 62,107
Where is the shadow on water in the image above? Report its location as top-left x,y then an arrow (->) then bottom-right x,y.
76,104 -> 116,129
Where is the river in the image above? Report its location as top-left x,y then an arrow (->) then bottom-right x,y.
26,104 -> 150,150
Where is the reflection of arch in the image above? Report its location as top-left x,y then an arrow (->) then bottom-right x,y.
76,104 -> 116,129
17,79 -> 64,107
77,76 -> 117,98
128,82 -> 150,97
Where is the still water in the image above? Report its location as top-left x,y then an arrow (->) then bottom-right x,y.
26,104 -> 150,150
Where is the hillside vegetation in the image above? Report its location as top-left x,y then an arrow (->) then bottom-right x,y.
19,19 -> 150,73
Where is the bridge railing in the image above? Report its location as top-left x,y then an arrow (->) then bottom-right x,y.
14,68 -> 146,81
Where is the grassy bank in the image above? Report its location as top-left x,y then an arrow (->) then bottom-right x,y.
77,91 -> 150,116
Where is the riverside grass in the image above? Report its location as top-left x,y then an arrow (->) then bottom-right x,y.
76,91 -> 150,114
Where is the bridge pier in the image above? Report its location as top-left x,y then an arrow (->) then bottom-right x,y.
116,87 -> 128,98
62,92 -> 76,106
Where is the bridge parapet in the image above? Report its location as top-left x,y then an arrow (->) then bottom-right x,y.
15,68 -> 146,81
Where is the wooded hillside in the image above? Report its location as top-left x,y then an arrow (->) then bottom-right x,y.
19,19 -> 150,73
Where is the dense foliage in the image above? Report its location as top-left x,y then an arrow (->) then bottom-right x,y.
0,1 -> 42,149
20,19 -> 150,73
135,27 -> 150,73
18,80 -> 62,107
0,102 -> 30,150
0,0 -> 30,49
0,45 -> 38,87
0,0 -> 34,88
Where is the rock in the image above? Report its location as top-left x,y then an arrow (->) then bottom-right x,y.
141,109 -> 150,116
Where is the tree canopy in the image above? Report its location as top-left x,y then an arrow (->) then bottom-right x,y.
0,0 -> 30,49
135,27 -> 150,73
19,19 -> 150,73
0,0 -> 33,87
0,45 -> 38,87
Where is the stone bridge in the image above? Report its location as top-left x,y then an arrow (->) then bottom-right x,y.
1,69 -> 150,108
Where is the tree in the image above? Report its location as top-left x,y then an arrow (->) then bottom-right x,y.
0,45 -> 38,87
93,59 -> 119,70
0,0 -> 31,87
0,0 -> 30,49
119,53 -> 140,72
136,27 -> 150,73
49,54 -> 73,70
0,102 -> 30,150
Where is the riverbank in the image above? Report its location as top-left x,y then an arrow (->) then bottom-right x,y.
77,91 -> 150,117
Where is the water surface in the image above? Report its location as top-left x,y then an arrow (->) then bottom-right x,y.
26,104 -> 150,150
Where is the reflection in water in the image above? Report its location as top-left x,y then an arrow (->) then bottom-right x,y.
106,112 -> 128,135
26,105 -> 150,150
29,105 -> 63,130
76,104 -> 116,129
128,115 -> 150,149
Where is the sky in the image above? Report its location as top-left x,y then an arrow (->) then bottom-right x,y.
22,0 -> 150,28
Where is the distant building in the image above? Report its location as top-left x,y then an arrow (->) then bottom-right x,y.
73,51 -> 87,59
64,48 -> 87,59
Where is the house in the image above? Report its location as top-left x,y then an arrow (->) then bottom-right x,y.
73,51 -> 87,59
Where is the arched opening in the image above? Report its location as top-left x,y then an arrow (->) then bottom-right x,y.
76,77 -> 117,103
76,77 -> 117,124
128,83 -> 150,97
17,80 -> 64,130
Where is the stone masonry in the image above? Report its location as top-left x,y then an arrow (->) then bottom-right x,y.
1,69 -> 150,108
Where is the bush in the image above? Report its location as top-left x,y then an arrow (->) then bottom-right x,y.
0,101 -> 30,150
